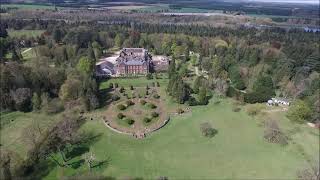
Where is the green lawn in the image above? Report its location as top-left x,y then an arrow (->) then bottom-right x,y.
8,29 -> 45,38
99,76 -> 169,90
1,78 -> 318,179
0,111 -> 60,157
21,48 -> 37,60
42,97 -> 319,179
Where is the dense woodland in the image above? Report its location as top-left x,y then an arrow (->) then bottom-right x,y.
0,10 -> 319,179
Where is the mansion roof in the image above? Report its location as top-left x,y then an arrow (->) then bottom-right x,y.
116,48 -> 150,66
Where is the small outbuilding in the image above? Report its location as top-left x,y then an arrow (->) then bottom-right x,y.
266,98 -> 291,106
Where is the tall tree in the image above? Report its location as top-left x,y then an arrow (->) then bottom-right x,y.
168,58 -> 176,79
198,87 -> 208,105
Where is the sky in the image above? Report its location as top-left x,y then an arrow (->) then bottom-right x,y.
246,0 -> 319,4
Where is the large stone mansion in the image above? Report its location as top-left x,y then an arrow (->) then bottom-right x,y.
96,48 -> 169,77
116,48 -> 151,75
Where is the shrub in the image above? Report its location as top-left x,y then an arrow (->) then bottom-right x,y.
46,98 -> 64,114
130,85 -> 134,90
125,100 -> 134,106
119,87 -> 125,93
152,82 -> 156,87
263,119 -> 288,145
146,73 -> 153,80
117,104 -> 126,110
151,112 -> 159,118
140,99 -> 147,105
156,82 -> 160,87
32,93 -> 41,111
287,100 -> 312,123
11,88 -> 32,112
114,83 -> 119,88
232,106 -> 241,112
200,122 -> 217,138
153,94 -> 160,99
187,97 -> 198,106
147,103 -> 157,109
117,113 -> 125,119
109,83 -> 114,89
127,118 -> 135,125
297,162 -> 319,180
143,117 -> 151,123
246,104 -> 263,116
111,94 -> 120,101
177,108 -> 184,114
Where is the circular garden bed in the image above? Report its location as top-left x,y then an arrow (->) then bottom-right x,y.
103,87 -> 169,137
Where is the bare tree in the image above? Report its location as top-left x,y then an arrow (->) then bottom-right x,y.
22,120 -> 43,148
0,150 -> 12,180
82,151 -> 96,171
264,119 -> 288,145
40,113 -> 85,167
297,162 -> 320,180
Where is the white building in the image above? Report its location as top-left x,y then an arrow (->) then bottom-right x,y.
267,98 -> 291,106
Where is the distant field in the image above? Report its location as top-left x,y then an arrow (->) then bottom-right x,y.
2,3 -> 59,10
135,5 -> 220,13
105,5 -> 151,10
8,29 -> 45,38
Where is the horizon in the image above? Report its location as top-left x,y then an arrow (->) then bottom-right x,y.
245,0 -> 319,4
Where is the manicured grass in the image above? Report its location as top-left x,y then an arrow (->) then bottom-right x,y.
99,76 -> 168,90
0,111 -> 60,157
42,97 -> 319,179
8,29 -> 45,38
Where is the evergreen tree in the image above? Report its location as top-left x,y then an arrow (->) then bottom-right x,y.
229,66 -> 246,90
198,87 -> 208,105
32,93 -> 41,111
168,58 -> 176,79
11,49 -> 21,62
87,44 -> 96,61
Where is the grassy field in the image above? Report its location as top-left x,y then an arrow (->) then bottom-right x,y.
4,48 -> 37,60
8,29 -> 45,38
136,5 -> 219,13
0,111 -> 60,157
1,76 -> 318,179
2,3 -> 59,10
99,76 -> 169,90
41,97 -> 319,179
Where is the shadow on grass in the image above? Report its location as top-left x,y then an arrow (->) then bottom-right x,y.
66,145 -> 90,160
69,159 -> 85,169
98,87 -> 113,107
92,156 -> 111,170
65,131 -> 103,165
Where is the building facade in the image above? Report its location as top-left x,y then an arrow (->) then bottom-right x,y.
116,48 -> 151,76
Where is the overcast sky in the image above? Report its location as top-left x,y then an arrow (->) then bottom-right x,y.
246,0 -> 319,4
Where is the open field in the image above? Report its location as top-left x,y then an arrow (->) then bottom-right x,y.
2,3 -> 59,10
21,48 -> 37,60
8,29 -> 45,38
4,48 -> 36,60
1,76 -> 318,179
38,97 -> 319,179
0,111 -> 60,157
